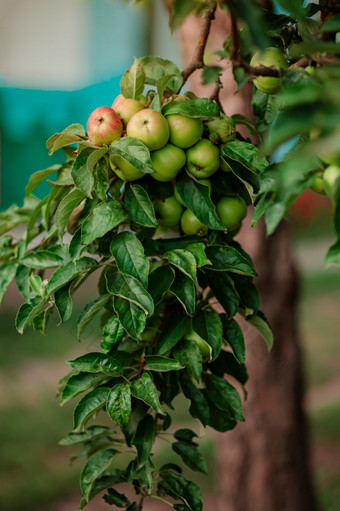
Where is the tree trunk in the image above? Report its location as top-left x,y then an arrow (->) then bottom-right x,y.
179,8 -> 318,511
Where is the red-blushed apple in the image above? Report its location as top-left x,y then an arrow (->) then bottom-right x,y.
151,143 -> 186,181
87,106 -> 123,146
109,155 -> 144,181
113,98 -> 145,127
112,94 -> 124,110
127,109 -> 169,151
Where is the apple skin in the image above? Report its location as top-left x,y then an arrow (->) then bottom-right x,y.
113,98 -> 145,127
250,47 -> 288,94
186,139 -> 220,178
185,329 -> 212,362
180,209 -> 207,235
87,106 -> 123,146
154,196 -> 183,227
127,109 -> 169,151
310,173 -> 325,195
151,143 -> 186,182
216,196 -> 247,230
167,114 -> 203,149
323,165 -> 340,196
109,154 -> 144,181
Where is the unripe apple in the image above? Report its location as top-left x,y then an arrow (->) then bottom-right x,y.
154,196 -> 183,227
216,196 -> 247,231
151,144 -> 186,182
250,47 -> 288,94
127,109 -> 169,151
323,165 -> 340,196
186,139 -> 220,178
113,98 -> 145,127
87,106 -> 123,146
180,209 -> 207,236
167,115 -> 203,149
205,115 -> 236,144
109,154 -> 144,181
310,173 -> 325,195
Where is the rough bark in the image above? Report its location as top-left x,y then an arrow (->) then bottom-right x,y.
179,7 -> 318,511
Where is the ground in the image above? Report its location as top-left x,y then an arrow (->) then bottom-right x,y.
0,231 -> 339,511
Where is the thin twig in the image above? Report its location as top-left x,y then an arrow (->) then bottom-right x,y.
181,1 -> 217,83
137,495 -> 145,511
209,75 -> 225,112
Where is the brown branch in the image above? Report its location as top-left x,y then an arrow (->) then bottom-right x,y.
209,75 -> 224,112
181,1 -> 217,83
137,495 -> 145,511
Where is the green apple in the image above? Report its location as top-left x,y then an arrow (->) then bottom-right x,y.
180,209 -> 207,235
127,109 -> 169,151
250,47 -> 288,94
216,196 -> 247,230
186,139 -> 220,178
151,143 -> 186,182
167,114 -> 203,149
185,329 -> 212,362
109,154 -> 144,181
113,98 -> 144,127
323,165 -> 340,196
310,173 -> 325,195
87,106 -> 123,145
154,196 -> 183,227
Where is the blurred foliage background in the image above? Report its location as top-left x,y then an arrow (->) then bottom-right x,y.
0,0 -> 339,510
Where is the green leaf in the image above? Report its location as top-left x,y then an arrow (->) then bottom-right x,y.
163,98 -> 219,118
252,89 -> 280,133
173,340 -> 202,381
15,265 -> 32,300
185,243 -> 211,267
205,373 -> 244,421
93,158 -> 110,201
174,428 -> 197,443
228,0 -> 269,50
151,74 -> 176,111
140,56 -> 183,93
81,200 -> 127,245
84,472 -> 126,508
87,147 -> 108,173
276,0 -> 306,17
46,124 -> 84,155
156,313 -> 191,355
175,174 -> 225,230
193,310 -> 223,360
0,262 -> 18,306
170,0 -> 196,31
204,391 -> 237,432
144,355 -> 184,372
103,488 -> 130,507
21,250 -> 65,269
207,271 -> 239,318
107,383 -> 132,426
324,238 -> 340,267
165,249 -> 197,282
77,295 -> 111,340
172,441 -> 207,474
73,387 -> 110,430
101,315 -> 125,353
110,232 -> 149,287
247,312 -> 273,351
221,316 -> 245,364
106,268 -> 154,316
15,297 -> 47,334
132,414 -> 155,468
148,265 -> 175,305
67,352 -> 122,376
120,57 -> 145,99
125,184 -> 158,227
59,425 -> 115,446
80,448 -> 117,504
180,377 -> 210,426
232,273 -> 260,316
25,165 -> 61,196
205,245 -> 257,276
110,137 -> 154,175
232,66 -> 249,92
72,147 -> 95,197
130,372 -> 165,415
231,114 -> 259,139
158,471 -> 203,511
55,283 -> 73,322
170,269 -> 195,316
55,187 -> 85,241
60,372 -> 109,406
46,257 -> 97,295
320,13 -> 340,33
113,296 -> 146,341
201,66 -> 223,86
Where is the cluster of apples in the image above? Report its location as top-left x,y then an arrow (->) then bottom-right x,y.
86,94 -> 248,235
